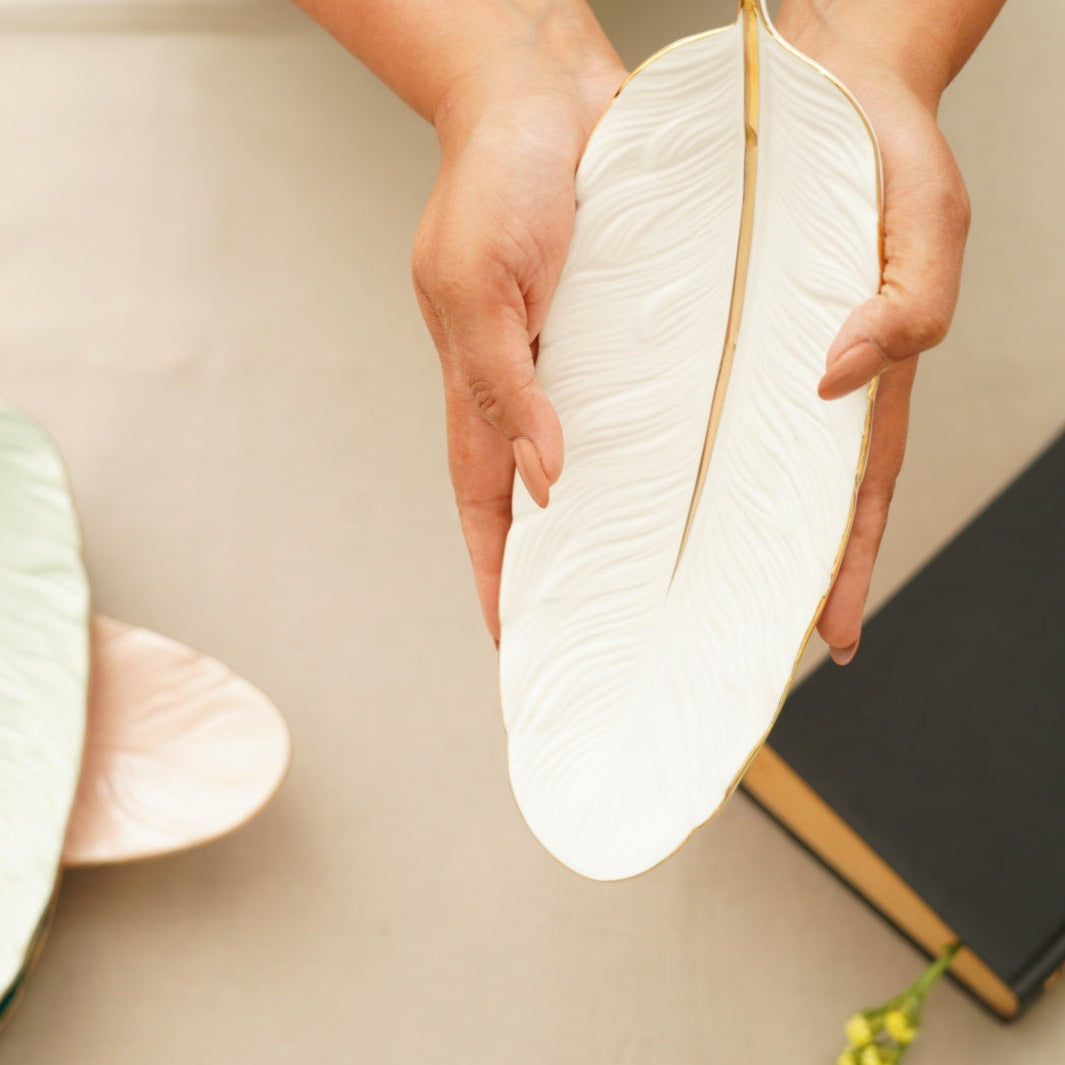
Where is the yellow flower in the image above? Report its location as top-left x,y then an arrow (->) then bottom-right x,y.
836,944 -> 959,1064
859,1045 -> 890,1065
884,1008 -> 918,1045
845,1012 -> 876,1047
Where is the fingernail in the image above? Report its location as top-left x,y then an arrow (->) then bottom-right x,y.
512,437 -> 550,507
830,640 -> 859,667
820,341 -> 884,399
493,636 -> 500,651
826,338 -> 862,369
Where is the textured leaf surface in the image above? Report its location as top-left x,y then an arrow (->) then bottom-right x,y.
499,3 -> 880,880
0,402 -> 89,1006
62,615 -> 291,866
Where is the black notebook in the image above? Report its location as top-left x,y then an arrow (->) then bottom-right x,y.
742,428 -> 1065,1020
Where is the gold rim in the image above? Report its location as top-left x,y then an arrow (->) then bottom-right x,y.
0,879 -> 62,1034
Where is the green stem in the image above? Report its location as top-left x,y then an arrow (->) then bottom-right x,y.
910,941 -> 961,998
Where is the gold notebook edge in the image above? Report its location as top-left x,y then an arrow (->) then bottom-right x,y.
742,744 -> 1021,1020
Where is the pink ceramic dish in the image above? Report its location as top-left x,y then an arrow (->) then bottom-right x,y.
63,615 -> 291,866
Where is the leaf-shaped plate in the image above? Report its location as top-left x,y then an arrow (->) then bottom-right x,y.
62,615 -> 291,866
498,0 -> 881,880
0,401 -> 89,1020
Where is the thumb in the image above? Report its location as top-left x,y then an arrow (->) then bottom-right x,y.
818,131 -> 970,400
448,302 -> 564,508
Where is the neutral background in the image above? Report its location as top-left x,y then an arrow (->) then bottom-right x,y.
2,0 -> 1062,1060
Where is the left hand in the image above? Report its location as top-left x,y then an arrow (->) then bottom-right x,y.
775,14 -> 972,665
411,31 -> 627,643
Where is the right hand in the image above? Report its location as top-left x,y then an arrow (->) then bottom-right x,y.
775,5 -> 973,665
412,32 -> 625,643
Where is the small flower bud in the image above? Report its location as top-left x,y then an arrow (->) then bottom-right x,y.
884,1007 -> 918,1045
845,1012 -> 877,1047
859,1045 -> 891,1065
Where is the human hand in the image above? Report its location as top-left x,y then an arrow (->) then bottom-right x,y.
407,0 -> 988,662
775,3 -> 980,665
412,21 -> 625,643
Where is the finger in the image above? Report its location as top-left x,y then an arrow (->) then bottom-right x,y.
818,357 -> 917,664
819,134 -> 970,400
441,281 -> 564,509
444,382 -> 516,643
415,256 -> 564,640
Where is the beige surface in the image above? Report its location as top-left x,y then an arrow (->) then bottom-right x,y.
1,1 -> 1062,1060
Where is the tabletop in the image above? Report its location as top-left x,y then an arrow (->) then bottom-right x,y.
1,1 -> 1062,1060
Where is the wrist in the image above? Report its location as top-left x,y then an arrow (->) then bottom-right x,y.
773,0 -> 952,113
431,1 -> 625,162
